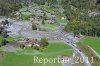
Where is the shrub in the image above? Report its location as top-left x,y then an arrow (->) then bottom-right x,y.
33,46 -> 39,50
1,39 -> 8,46
32,22 -> 37,30
1,31 -> 8,38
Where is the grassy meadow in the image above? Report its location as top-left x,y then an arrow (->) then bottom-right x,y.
80,37 -> 100,55
0,41 -> 73,66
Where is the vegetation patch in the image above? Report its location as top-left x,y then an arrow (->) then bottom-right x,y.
0,51 -> 4,60
21,12 -> 32,20
77,43 -> 100,66
80,37 -> 100,54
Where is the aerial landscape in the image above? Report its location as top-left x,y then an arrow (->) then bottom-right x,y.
0,0 -> 100,66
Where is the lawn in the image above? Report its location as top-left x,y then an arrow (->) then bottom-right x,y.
40,23 -> 58,31
0,41 -> 73,66
80,37 -> 100,55
21,12 -> 32,20
59,19 -> 67,25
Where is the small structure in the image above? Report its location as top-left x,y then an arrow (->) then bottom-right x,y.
12,11 -> 21,20
51,14 -> 56,23
61,17 -> 66,20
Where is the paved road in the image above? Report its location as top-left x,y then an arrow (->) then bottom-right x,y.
53,28 -> 91,66
63,39 -> 91,66
56,19 -> 91,66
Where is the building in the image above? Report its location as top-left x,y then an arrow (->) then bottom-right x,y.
18,38 -> 39,48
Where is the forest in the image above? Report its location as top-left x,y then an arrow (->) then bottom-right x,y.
62,0 -> 100,37
0,0 -> 100,37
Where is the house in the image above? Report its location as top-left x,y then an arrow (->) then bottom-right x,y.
18,38 -> 39,48
74,34 -> 83,38
0,19 -> 9,27
0,20 -> 8,32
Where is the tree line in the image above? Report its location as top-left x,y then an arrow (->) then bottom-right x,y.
0,0 -> 27,16
0,0 -> 58,16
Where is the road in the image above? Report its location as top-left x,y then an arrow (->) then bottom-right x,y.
56,20 -> 91,66
52,28 -> 91,66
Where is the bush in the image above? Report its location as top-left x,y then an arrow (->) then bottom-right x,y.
32,22 -> 37,30
1,31 -> 8,38
33,46 -> 39,50
42,19 -> 45,24
1,39 -> 8,46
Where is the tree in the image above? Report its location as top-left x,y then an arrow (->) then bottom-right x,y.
1,31 -> 8,38
46,0 -> 58,6
61,0 -> 96,9
1,39 -> 8,46
5,20 -> 9,25
0,0 -> 22,16
32,22 -> 37,30
42,19 -> 45,24
32,0 -> 46,5
97,4 -> 100,10
64,15 -> 100,37
0,27 -> 3,34
62,0 -> 100,37
96,0 -> 100,5
40,38 -> 49,48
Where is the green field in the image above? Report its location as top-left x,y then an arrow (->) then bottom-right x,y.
80,37 -> 100,54
40,23 -> 58,31
21,12 -> 32,20
0,41 -> 73,66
